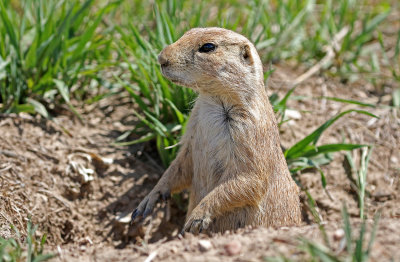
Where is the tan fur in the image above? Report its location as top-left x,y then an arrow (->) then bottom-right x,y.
131,27 -> 301,233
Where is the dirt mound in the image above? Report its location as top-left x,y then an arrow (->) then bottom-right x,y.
0,69 -> 399,261
59,219 -> 400,262
0,100 -> 173,244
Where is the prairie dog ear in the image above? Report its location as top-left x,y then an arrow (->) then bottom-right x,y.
241,43 -> 254,65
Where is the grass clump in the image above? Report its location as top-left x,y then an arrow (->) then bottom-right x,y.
284,109 -> 376,189
113,2 -> 196,166
266,206 -> 380,262
272,142 -> 376,261
0,221 -> 54,262
296,145 -> 377,261
113,0 -> 394,168
0,0 -> 117,116
297,207 -> 380,262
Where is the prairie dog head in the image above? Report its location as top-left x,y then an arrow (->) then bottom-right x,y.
158,27 -> 264,98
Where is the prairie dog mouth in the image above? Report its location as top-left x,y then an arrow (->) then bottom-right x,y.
161,67 -> 188,86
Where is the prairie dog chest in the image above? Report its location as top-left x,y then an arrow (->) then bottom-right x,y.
190,96 -> 236,189
197,97 -> 231,143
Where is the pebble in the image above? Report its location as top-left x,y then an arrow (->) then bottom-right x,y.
285,109 -> 302,119
198,240 -> 212,252
169,246 -> 178,254
224,240 -> 242,256
333,228 -> 345,241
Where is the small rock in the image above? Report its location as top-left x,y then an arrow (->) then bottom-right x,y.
333,229 -> 345,241
19,112 -> 33,120
115,212 -> 132,224
198,240 -> 212,252
169,246 -> 178,254
285,109 -> 302,120
224,240 -> 242,256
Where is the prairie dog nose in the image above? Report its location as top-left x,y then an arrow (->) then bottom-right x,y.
158,52 -> 169,67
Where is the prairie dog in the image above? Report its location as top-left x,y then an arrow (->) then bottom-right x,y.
131,27 -> 301,233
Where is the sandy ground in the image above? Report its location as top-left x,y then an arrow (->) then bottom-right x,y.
0,67 -> 399,261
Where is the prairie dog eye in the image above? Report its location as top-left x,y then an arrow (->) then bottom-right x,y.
199,43 -> 216,53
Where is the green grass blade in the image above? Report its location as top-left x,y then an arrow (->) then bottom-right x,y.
301,240 -> 341,262
154,3 -> 167,47
165,98 -> 185,124
157,135 -> 170,167
32,254 -> 56,262
299,143 -> 367,158
274,86 -> 297,111
364,7 -> 391,39
27,98 -> 51,119
0,1 -> 20,59
341,204 -> 352,253
318,97 -> 376,108
366,211 -> 381,255
354,220 -> 366,262
304,190 -> 330,246
143,110 -> 168,134
394,29 -> 400,59
53,79 -> 70,103
114,133 -> 156,146
11,104 -> 36,114
358,146 -> 372,219
27,221 -> 33,262
115,74 -> 150,113
53,79 -> 83,122
132,109 -> 165,137
318,168 -> 327,188
393,88 -> 400,108
39,233 -> 47,254
69,1 -> 114,63
285,110 -> 378,159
